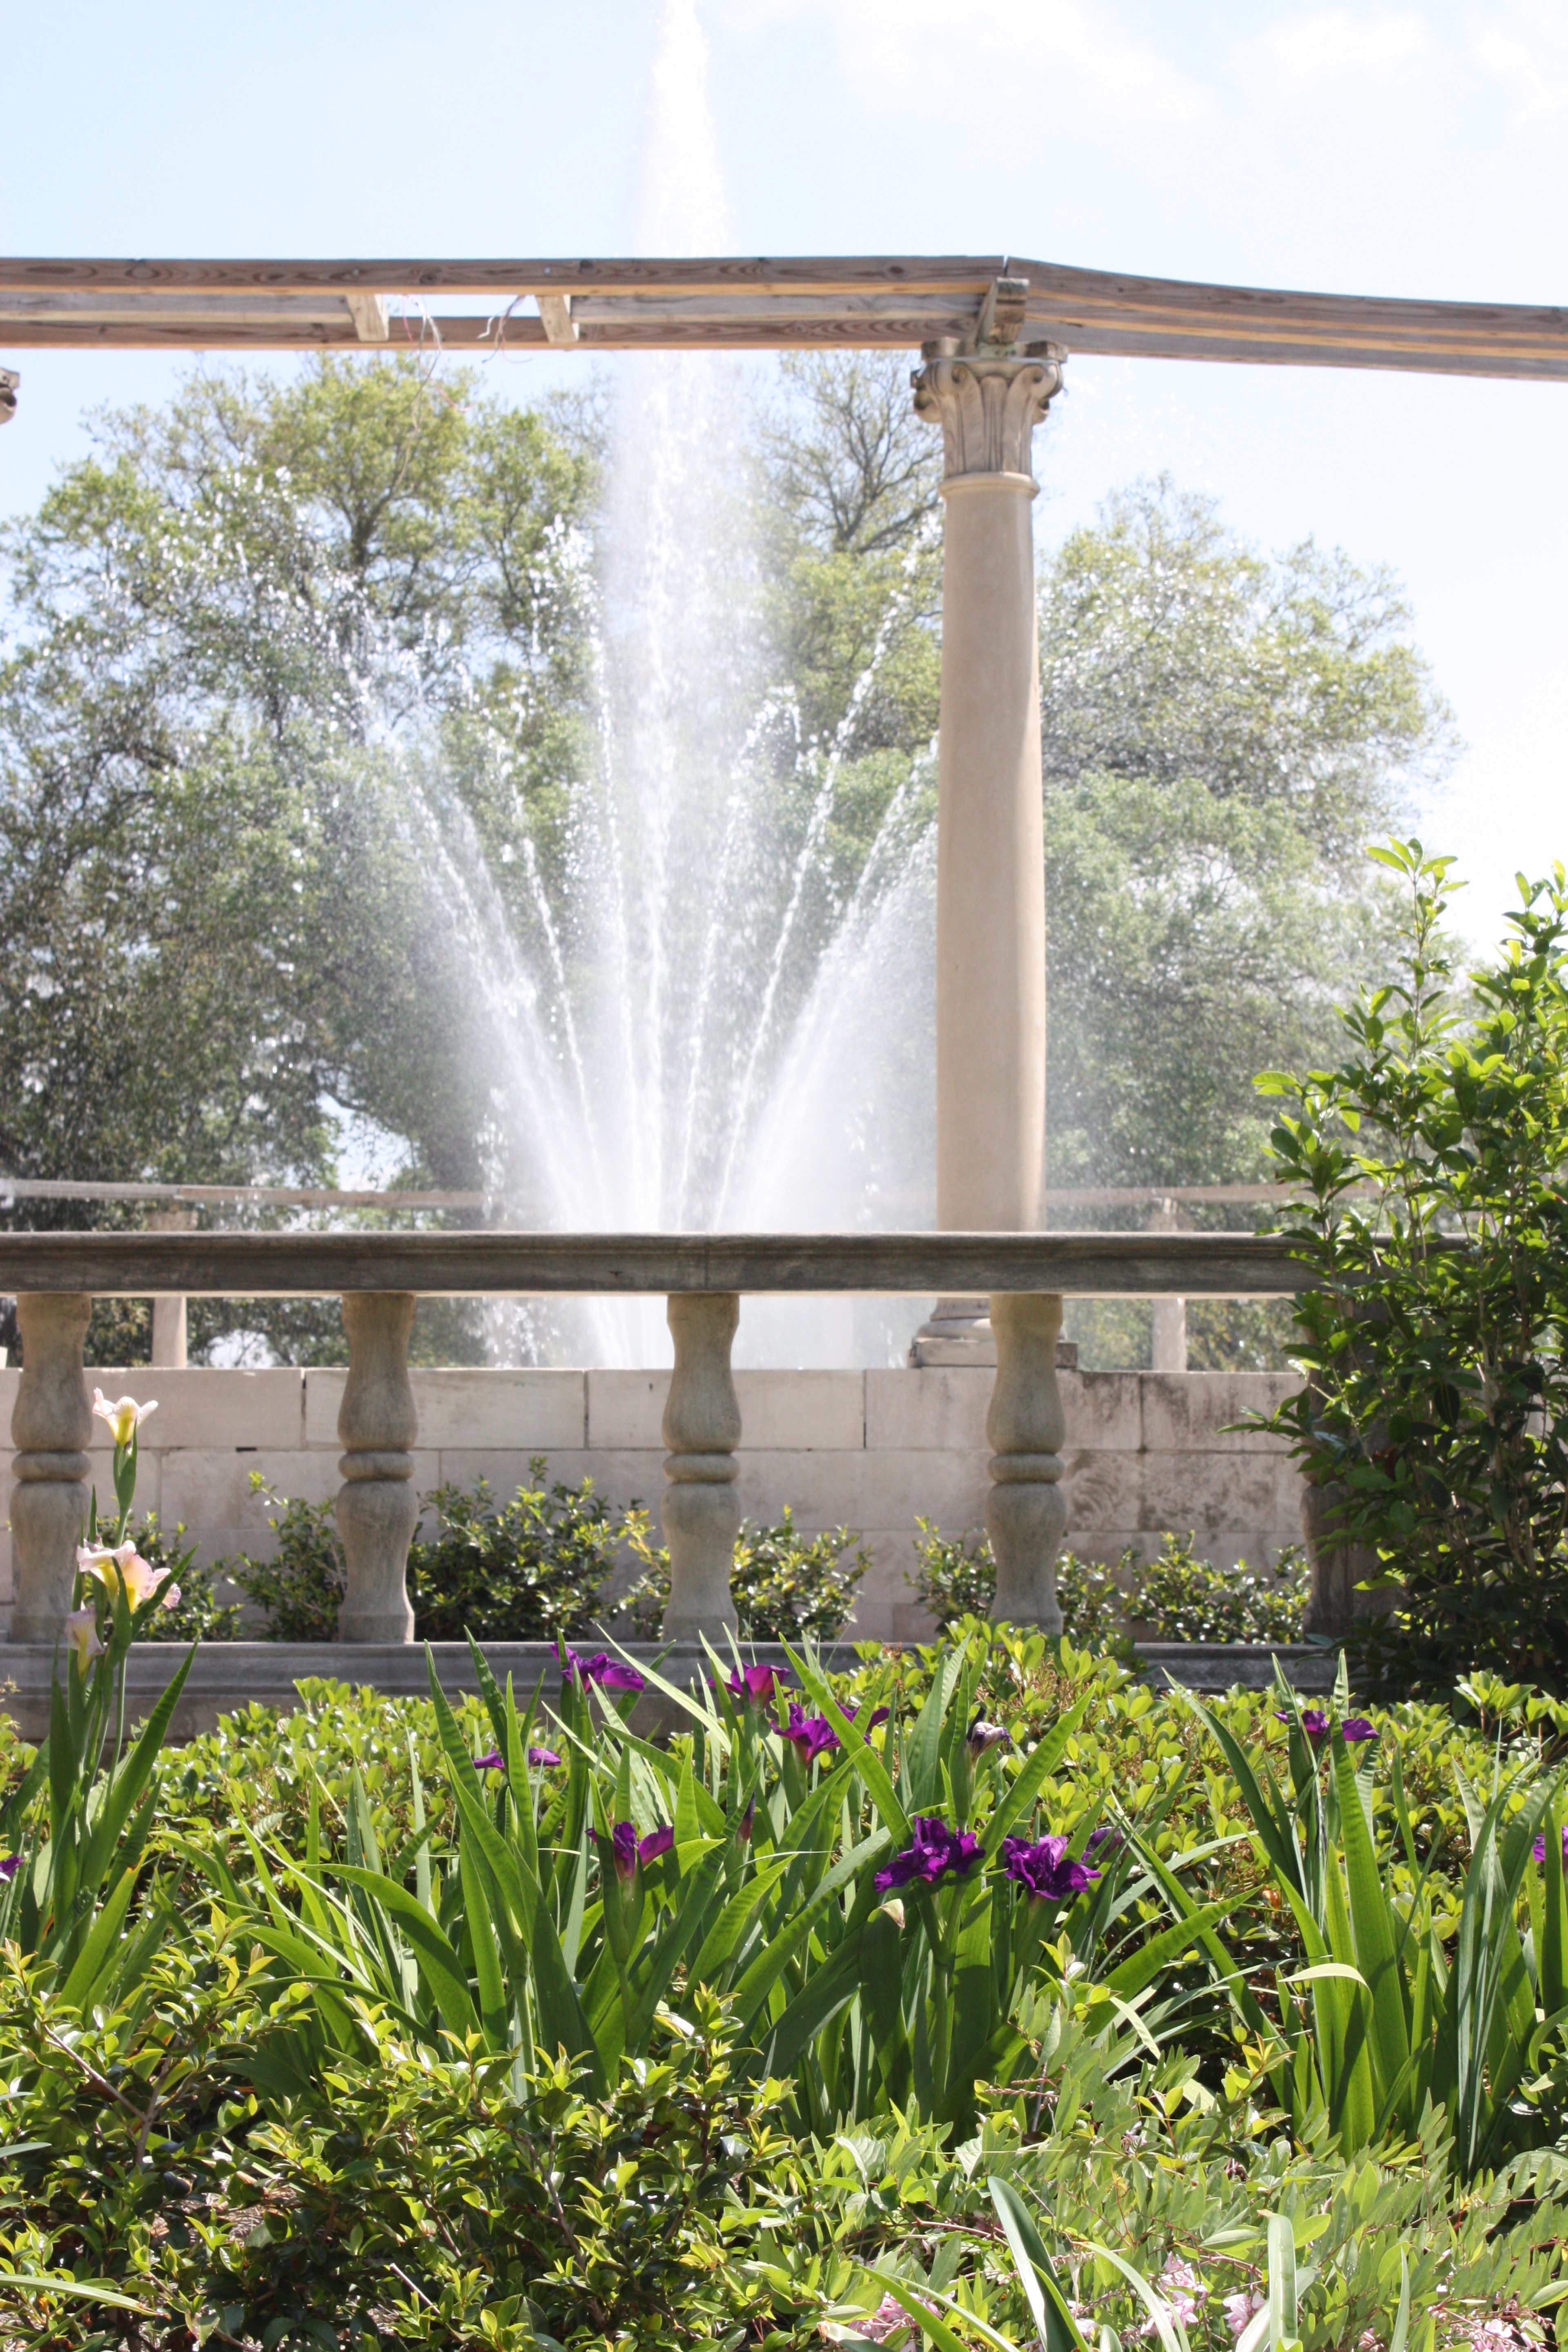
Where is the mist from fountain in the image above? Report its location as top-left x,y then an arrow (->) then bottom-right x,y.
398,0 -> 939,1370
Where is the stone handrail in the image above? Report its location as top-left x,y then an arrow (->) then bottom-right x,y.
0,1229 -> 1307,1296
2,1229 -> 1312,1653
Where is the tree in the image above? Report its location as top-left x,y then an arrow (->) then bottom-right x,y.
1040,479 -> 1453,1192
0,357 -> 597,1360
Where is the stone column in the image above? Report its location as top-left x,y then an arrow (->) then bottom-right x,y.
986,1292 -> 1067,1631
909,338 -> 1066,1365
662,1292 -> 741,1640
335,1292 -> 418,1643
1148,1198 -> 1188,1374
147,1206 -> 191,1370
10,1293 -> 93,1644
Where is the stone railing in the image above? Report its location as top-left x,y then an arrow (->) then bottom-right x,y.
0,1229 -> 1307,1652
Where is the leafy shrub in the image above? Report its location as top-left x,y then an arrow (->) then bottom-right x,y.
222,1464 -> 635,1643
1260,842 -> 1568,1693
620,1504 -> 869,1639
408,1465 -> 629,1642
909,1522 -> 1305,1643
1129,1531 -> 1309,1643
128,1512 -> 244,1643
222,1482 -> 346,1640
0,1953 -> 801,2350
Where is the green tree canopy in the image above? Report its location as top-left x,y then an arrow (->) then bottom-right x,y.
1039,479 -> 1453,1192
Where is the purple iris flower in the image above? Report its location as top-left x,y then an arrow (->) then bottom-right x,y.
783,1703 -> 841,1765
473,1748 -> 504,1773
1340,1718 -> 1379,1744
726,1660 -> 791,1706
967,1718 -> 1011,1760
0,1856 -> 20,1883
1533,1825 -> 1568,1865
874,1815 -> 983,1896
527,1745 -> 561,1768
1001,1834 -> 1102,1903
561,1645 -> 645,1695
1277,1706 -> 1330,1741
609,1821 -> 639,1881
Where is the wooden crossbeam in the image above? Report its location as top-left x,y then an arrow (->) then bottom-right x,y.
0,253 -> 1566,377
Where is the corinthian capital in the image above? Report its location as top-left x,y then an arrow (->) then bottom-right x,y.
911,346 -> 1066,484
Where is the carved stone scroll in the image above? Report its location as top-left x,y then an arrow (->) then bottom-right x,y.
912,347 -> 1065,484
662,1292 -> 741,1639
985,1292 -> 1068,1631
10,1293 -> 93,1644
335,1292 -> 418,1643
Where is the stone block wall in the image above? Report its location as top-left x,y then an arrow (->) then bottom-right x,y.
0,1366 -> 1306,1644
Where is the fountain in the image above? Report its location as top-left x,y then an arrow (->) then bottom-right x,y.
392,0 -> 939,1372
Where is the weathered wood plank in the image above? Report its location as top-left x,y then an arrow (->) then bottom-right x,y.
0,1231 -> 1312,1297
0,255 -> 1007,296
3,253 -> 1567,379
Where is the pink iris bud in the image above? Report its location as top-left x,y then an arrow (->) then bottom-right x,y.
527,1745 -> 561,1768
473,1749 -> 504,1773
737,1798 -> 755,1843
966,1717 -> 1011,1760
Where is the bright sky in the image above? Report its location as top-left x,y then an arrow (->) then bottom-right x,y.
5,0 -> 1566,951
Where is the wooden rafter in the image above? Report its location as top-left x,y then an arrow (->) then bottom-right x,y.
0,252 -> 1565,378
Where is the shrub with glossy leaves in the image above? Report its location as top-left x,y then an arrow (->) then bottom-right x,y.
621,1503 -> 870,1639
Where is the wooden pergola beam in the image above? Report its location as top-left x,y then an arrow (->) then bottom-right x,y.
0,252 -> 1565,377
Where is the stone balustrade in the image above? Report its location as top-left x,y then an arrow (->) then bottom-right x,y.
0,1227 -> 1311,1652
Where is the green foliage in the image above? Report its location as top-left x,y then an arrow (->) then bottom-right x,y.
0,1411 -> 194,2016
0,1957 -> 797,2350
6,1618 -> 1568,2338
1131,1535 -> 1309,1645
1040,481 -> 1452,1194
408,1464 -> 633,1644
622,1505 -> 871,1640
1178,1666 -> 1568,2175
908,1523 -> 1307,1646
127,1513 -> 244,1643
223,1480 -> 346,1641
222,1466 -> 635,1644
1258,840 -> 1568,1693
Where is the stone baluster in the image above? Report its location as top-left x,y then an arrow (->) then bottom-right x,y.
1148,1197 -> 1188,1374
10,1293 -> 94,1644
335,1292 -> 418,1643
985,1291 -> 1068,1630
662,1292 -> 741,1639
147,1205 -> 192,1369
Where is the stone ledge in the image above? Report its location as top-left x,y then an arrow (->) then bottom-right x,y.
0,1637 -> 1336,1741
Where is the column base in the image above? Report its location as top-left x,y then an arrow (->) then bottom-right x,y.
909,1298 -> 1077,1370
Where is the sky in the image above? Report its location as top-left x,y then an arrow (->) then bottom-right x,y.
4,0 -> 1567,949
